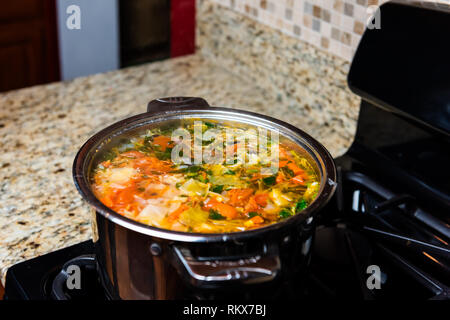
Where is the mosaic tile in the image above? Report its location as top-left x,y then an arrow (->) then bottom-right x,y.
344,2 -> 354,16
312,18 -> 321,32
207,0 -> 445,61
285,8 -> 293,20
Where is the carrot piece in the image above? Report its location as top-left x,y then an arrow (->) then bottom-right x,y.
276,171 -> 285,184
100,160 -> 111,168
134,156 -> 172,173
116,187 -> 135,204
203,198 -> 238,219
244,196 -> 258,213
250,215 -> 264,224
227,188 -> 254,206
278,160 -> 289,168
291,175 -> 305,184
216,203 -> 238,219
250,173 -> 262,181
287,162 -> 305,176
153,135 -> 173,151
279,147 -> 293,160
254,193 -> 268,207
167,204 -> 189,222
226,143 -> 240,155
122,151 -> 146,158
101,195 -> 114,207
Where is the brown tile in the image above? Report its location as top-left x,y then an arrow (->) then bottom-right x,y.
333,0 -> 343,12
331,27 -> 340,40
321,37 -> 330,49
341,31 -> 351,45
286,0 -> 294,8
251,7 -> 258,17
260,0 -> 267,10
313,5 -> 321,18
321,9 -> 331,22
356,0 -> 367,5
245,5 -> 250,14
368,0 -> 379,5
353,21 -> 365,35
293,25 -> 301,36
344,3 -> 354,16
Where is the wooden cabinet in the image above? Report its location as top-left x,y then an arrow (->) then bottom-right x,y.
0,0 -> 59,92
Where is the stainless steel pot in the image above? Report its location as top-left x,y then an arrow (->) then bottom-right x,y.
73,97 -> 337,299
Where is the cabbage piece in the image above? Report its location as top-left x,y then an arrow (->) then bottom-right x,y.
136,203 -> 169,227
178,207 -> 209,227
304,182 -> 319,201
209,175 -> 247,188
269,188 -> 292,207
180,178 -> 209,196
107,167 -> 136,184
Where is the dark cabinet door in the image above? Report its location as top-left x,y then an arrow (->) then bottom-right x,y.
0,0 -> 59,92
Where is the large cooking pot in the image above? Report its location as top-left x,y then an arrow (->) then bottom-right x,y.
73,97 -> 337,299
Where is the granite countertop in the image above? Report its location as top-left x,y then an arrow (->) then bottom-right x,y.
0,53 -> 355,285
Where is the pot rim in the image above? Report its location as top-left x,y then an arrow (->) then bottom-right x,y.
73,106 -> 337,243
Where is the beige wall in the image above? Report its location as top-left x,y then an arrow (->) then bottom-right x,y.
209,0 -> 447,61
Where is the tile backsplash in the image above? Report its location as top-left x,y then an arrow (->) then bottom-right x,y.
209,0 -> 446,61
197,0 -> 361,155
196,0 -> 448,154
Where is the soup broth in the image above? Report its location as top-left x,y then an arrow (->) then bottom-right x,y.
91,120 -> 320,233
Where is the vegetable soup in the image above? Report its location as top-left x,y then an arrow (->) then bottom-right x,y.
91,120 -> 320,233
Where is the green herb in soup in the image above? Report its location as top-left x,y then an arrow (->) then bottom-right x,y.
91,121 -> 320,233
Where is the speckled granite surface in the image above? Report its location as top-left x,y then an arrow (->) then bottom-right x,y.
0,54 -> 355,285
0,2 -> 361,286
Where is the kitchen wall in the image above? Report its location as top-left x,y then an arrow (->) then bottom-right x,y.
206,0 -> 390,61
207,0 -> 448,61
207,0 -> 387,60
196,0 -> 447,152
196,0 -> 361,151
56,0 -> 120,80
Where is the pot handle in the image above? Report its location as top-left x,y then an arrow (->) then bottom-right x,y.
147,96 -> 210,112
171,243 -> 281,288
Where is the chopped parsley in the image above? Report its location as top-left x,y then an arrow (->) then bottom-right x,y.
211,185 -> 224,193
262,175 -> 277,186
295,199 -> 308,212
248,212 -> 259,218
209,210 -> 226,220
279,209 -> 292,219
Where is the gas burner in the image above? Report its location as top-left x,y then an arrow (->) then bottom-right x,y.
4,213 -> 449,300
4,241 -> 108,300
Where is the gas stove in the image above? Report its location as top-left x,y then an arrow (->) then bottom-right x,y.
4,1 -> 450,300
4,176 -> 449,300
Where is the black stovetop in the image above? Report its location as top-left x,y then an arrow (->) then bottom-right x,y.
5,104 -> 450,301
5,157 -> 449,300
